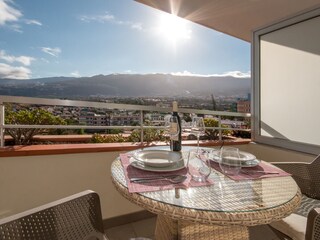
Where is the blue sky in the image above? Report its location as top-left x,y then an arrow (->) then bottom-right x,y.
0,0 -> 250,79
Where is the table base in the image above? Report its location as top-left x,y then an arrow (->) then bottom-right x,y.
155,215 -> 249,240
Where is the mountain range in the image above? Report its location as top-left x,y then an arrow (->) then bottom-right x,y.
0,74 -> 251,98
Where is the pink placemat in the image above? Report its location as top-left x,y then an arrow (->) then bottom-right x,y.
120,153 -> 214,193
210,160 -> 291,181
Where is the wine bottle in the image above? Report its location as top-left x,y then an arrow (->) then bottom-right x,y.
171,101 -> 182,151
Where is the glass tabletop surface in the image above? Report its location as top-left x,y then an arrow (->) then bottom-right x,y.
111,146 -> 299,213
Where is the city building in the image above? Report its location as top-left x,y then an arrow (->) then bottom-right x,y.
237,100 -> 251,113
78,112 -> 109,126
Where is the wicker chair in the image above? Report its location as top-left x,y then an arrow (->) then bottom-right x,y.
269,155 -> 320,240
0,190 -> 108,240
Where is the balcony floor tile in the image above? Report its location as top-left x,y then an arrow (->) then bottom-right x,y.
105,217 -> 280,240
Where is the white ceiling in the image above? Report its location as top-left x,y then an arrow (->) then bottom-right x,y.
135,0 -> 320,42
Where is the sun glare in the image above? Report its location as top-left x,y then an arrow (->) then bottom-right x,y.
156,14 -> 192,44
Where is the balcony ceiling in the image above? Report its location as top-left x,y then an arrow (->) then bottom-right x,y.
135,0 -> 320,42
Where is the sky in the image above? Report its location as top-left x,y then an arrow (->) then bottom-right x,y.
0,0 -> 251,80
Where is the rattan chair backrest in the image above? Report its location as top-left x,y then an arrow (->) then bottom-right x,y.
0,190 -> 107,240
297,154 -> 320,199
306,208 -> 320,240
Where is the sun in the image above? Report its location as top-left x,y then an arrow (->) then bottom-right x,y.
156,13 -> 192,44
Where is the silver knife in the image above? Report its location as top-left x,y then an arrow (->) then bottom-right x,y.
242,170 -> 279,174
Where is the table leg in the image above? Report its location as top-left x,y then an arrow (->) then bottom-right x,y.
155,214 -> 178,240
178,221 -> 249,240
154,215 -> 249,240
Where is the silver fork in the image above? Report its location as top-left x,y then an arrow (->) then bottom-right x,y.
130,174 -> 183,182
130,175 -> 187,183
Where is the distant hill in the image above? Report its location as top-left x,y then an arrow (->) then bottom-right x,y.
0,74 -> 250,98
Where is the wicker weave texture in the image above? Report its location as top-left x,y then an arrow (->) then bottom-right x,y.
178,221 -> 249,240
273,154 -> 320,200
112,176 -> 301,227
154,214 -> 249,240
155,215 -> 178,240
296,195 -> 320,217
112,155 -> 301,222
0,190 -> 107,240
314,213 -> 320,240
112,149 -> 301,240
270,155 -> 320,240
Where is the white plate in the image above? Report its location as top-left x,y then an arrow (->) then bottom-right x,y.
129,157 -> 186,172
133,150 -> 183,168
211,150 -> 256,162
210,150 -> 260,168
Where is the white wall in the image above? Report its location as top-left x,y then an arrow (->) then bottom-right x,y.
260,15 -> 320,145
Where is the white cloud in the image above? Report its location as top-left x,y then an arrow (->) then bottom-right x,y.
41,47 -> 61,57
0,0 -> 42,32
80,13 -> 114,23
124,70 -> 136,74
0,63 -> 31,79
25,19 -> 42,26
70,71 -> 81,77
0,0 -> 22,25
40,57 -> 49,63
131,23 -> 143,31
80,12 -> 144,31
212,71 -> 251,78
0,50 -> 35,66
9,23 -> 22,32
171,70 -> 251,78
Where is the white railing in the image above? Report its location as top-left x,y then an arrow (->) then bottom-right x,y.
0,95 -> 251,147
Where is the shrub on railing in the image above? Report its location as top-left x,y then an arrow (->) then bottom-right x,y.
127,128 -> 167,143
5,107 -> 66,145
90,133 -> 126,143
127,120 -> 167,143
90,128 -> 167,144
204,118 -> 232,140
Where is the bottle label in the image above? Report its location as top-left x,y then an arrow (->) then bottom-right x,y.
170,122 -> 178,140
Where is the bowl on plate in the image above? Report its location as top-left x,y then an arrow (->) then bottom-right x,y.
133,150 -> 183,168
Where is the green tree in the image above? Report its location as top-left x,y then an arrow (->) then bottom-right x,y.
203,118 -> 231,140
5,108 -> 66,145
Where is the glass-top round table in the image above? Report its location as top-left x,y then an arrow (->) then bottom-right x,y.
111,146 -> 301,240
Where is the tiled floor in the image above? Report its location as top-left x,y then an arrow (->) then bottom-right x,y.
105,217 -> 280,240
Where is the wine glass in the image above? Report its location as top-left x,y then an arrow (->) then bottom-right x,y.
191,117 -> 205,153
164,116 -> 180,150
219,147 -> 241,176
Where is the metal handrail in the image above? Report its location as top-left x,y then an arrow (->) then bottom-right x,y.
0,95 -> 251,147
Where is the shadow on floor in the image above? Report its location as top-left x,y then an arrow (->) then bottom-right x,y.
105,217 -> 280,240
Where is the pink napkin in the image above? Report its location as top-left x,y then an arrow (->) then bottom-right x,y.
120,153 -> 214,193
210,160 -> 291,181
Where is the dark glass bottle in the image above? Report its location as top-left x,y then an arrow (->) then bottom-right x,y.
171,101 -> 182,151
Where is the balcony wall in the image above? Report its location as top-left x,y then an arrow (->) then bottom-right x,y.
0,150 -> 139,221
0,143 -> 315,223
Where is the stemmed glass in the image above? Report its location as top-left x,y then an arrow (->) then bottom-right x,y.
191,117 -> 205,153
164,116 -> 180,150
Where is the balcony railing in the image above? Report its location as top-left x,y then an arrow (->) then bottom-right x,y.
0,95 -> 251,147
